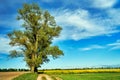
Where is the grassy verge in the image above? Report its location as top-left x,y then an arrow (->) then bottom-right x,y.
54,73 -> 120,80
12,73 -> 38,80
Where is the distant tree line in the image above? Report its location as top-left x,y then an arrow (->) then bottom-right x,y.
40,67 -> 120,71
1,67 -> 120,72
0,68 -> 29,72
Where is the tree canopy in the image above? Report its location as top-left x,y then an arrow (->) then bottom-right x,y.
8,3 -> 63,73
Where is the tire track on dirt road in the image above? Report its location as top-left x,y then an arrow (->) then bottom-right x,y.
37,74 -> 63,80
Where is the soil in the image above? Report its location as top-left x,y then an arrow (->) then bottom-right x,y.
37,74 -> 62,80
0,72 -> 27,80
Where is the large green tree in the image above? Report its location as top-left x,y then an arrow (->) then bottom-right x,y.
8,3 -> 63,73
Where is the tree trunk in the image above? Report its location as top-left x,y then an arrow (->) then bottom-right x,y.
31,52 -> 37,73
31,66 -> 38,73
34,67 -> 38,73
31,66 -> 35,73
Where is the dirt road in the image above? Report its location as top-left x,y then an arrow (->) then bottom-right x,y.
0,72 -> 27,80
0,72 -> 62,80
37,74 -> 52,80
37,74 -> 62,80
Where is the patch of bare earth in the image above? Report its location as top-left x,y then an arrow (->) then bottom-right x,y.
0,72 -> 27,80
37,74 -> 62,80
37,74 -> 52,80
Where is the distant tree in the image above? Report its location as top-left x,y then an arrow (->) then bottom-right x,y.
8,3 -> 63,73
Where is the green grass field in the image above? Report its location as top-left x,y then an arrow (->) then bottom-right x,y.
12,69 -> 120,80
12,73 -> 38,80
54,73 -> 120,80
12,72 -> 120,80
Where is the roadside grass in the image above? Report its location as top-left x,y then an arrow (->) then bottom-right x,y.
12,73 -> 38,80
54,73 -> 120,80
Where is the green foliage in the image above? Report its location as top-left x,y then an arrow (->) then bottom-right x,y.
8,3 -> 63,72
55,73 -> 120,80
13,73 -> 38,80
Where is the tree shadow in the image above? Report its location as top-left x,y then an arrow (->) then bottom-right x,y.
38,72 -> 44,74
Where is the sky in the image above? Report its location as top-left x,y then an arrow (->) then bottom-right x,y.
0,0 -> 120,69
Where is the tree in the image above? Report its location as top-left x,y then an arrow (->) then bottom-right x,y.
8,3 -> 63,73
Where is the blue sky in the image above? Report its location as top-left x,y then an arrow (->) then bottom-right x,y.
0,0 -> 120,69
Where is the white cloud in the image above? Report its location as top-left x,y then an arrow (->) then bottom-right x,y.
80,45 -> 105,51
79,40 -> 120,51
0,36 -> 10,53
91,0 -> 117,9
40,0 -> 117,9
52,8 -> 120,41
0,36 -> 19,54
106,8 -> 120,26
108,40 -> 120,50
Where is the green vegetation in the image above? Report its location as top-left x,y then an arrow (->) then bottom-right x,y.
13,73 -> 38,80
8,3 -> 63,73
55,73 -> 120,80
39,68 -> 120,74
56,73 -> 120,80
11,70 -> 120,80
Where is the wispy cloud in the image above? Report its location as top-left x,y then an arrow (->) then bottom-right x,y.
80,45 -> 105,51
108,40 -> 120,50
0,36 -> 10,53
106,8 -> 120,26
79,39 -> 120,51
91,0 -> 118,9
52,8 -> 120,41
0,0 -> 119,42
62,0 -> 118,9
0,36 -> 19,54
40,0 -> 118,9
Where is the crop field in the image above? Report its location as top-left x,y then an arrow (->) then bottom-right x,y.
41,69 -> 120,80
1,69 -> 120,80
54,73 -> 120,80
40,69 -> 120,74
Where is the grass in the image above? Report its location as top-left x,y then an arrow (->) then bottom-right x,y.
54,73 -> 120,80
12,69 -> 120,80
50,75 -> 57,80
12,73 -> 38,80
